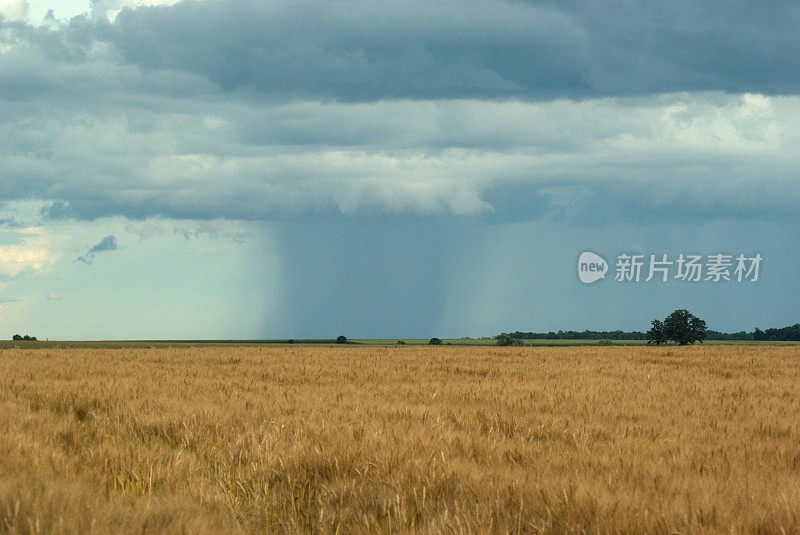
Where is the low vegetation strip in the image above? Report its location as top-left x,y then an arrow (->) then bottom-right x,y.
0,346 -> 799,533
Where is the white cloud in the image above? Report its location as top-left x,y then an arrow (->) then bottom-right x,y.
24,0 -> 182,25
92,0 -> 181,21
0,0 -> 27,21
0,226 -> 56,276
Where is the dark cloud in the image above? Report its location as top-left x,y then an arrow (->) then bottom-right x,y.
1,1 -> 799,225
89,234 -> 118,253
100,1 -> 800,101
3,1 -> 800,103
77,234 -> 118,263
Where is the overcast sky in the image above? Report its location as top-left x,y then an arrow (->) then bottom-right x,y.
1,0 -> 798,339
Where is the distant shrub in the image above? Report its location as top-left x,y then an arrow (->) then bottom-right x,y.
428,337 -> 442,345
336,335 -> 348,344
397,340 -> 406,345
597,339 -> 612,346
495,333 -> 521,346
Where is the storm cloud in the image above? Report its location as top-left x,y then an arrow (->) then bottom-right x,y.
0,1 -> 798,224
92,1 -> 800,100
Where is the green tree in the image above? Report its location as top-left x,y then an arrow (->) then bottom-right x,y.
336,335 -> 347,344
494,333 -> 520,346
662,309 -> 707,345
428,337 -> 442,345
646,320 -> 667,345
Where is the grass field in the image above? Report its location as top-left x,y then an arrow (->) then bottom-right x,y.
1,345 -> 799,533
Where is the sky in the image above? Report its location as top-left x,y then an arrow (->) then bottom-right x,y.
0,0 -> 798,339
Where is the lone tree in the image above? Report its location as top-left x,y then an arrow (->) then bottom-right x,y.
648,309 -> 706,345
336,335 -> 347,344
428,337 -> 442,345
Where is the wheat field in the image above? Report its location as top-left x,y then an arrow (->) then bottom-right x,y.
0,345 -> 798,534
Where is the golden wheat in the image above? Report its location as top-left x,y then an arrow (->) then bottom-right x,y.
0,345 -> 798,534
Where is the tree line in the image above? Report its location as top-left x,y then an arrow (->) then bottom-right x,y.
503,323 -> 800,341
